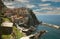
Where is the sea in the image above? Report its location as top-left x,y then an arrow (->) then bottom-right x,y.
35,15 -> 60,39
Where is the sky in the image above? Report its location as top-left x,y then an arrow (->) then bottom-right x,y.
2,0 -> 60,15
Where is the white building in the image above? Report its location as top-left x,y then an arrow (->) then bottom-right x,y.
1,21 -> 13,27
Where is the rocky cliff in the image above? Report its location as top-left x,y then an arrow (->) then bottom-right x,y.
4,7 -> 40,27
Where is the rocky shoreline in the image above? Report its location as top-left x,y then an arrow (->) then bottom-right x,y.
15,23 -> 47,39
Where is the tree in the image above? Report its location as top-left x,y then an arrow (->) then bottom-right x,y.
0,0 -> 6,39
0,0 -> 7,16
0,0 -> 6,11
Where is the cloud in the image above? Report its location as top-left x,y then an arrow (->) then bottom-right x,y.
3,2 -> 14,6
15,0 -> 29,3
33,9 -> 41,12
26,4 -> 36,8
7,6 -> 15,8
3,0 -> 30,8
40,7 -> 52,10
38,3 -> 52,11
41,0 -> 60,2
3,0 -> 36,8
41,0 -> 48,2
34,6 -> 53,12
2,0 -> 29,3
39,3 -> 51,7
35,3 -> 60,15
33,7 -> 60,15
3,1 -> 20,8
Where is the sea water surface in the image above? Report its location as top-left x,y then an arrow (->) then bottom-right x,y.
36,15 -> 60,39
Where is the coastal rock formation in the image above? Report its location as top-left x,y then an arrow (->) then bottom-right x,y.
1,7 -> 41,39
30,30 -> 47,39
20,30 -> 47,39
4,7 -> 40,28
22,26 -> 36,36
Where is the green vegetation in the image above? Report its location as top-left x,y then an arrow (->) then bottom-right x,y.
2,35 -> 11,39
1,18 -> 24,39
1,26 -> 24,39
13,26 -> 24,39
3,18 -> 11,22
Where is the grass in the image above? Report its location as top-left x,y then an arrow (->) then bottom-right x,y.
1,18 -> 25,39
1,26 -> 24,39
13,26 -> 24,39
2,35 -> 11,39
3,18 -> 10,22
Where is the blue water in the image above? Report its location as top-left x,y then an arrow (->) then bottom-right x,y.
36,15 -> 60,39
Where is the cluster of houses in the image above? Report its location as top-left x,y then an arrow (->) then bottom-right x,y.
4,7 -> 29,19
